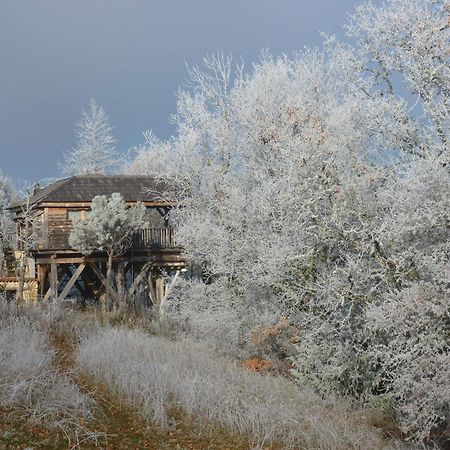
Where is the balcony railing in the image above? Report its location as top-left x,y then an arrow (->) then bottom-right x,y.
132,227 -> 177,249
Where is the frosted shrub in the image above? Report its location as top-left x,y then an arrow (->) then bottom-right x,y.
166,277 -> 288,358
366,284 -> 450,442
75,326 -> 407,450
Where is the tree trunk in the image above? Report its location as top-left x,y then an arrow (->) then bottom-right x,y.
16,252 -> 26,302
116,261 -> 125,312
105,253 -> 114,311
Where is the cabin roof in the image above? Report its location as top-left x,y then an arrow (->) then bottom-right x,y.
8,175 -> 172,210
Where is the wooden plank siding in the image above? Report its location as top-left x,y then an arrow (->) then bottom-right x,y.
46,207 -> 73,250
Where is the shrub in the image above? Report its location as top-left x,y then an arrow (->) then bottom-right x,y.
366,284 -> 450,443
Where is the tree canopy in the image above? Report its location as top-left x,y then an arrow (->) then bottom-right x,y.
126,0 -> 450,442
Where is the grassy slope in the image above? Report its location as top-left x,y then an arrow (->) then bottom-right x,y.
0,304 -> 408,449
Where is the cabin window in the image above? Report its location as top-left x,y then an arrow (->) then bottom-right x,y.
67,210 -> 81,222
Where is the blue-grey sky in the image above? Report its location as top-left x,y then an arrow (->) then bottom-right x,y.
0,0 -> 374,185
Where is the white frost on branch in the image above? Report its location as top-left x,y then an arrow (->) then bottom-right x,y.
62,99 -> 118,176
126,1 -> 449,442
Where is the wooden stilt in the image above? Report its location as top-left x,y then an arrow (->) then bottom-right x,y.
128,262 -> 151,297
38,265 -> 48,297
155,277 -> 164,304
50,256 -> 58,300
147,273 -> 157,305
156,270 -> 180,320
43,286 -> 53,302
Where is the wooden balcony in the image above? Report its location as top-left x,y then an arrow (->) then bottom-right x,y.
131,227 -> 177,249
17,227 -> 179,253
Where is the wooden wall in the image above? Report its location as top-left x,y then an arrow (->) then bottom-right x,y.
46,207 -> 73,250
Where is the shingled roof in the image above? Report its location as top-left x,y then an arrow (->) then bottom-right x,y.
8,175 -> 173,209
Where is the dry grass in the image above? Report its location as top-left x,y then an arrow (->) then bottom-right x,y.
76,326 -> 408,450
0,301 -> 99,447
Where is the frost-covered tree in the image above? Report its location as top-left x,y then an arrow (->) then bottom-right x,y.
15,190 -> 41,302
69,193 -> 147,309
0,174 -> 16,277
125,130 -> 180,178
62,99 -> 117,176
127,1 -> 449,443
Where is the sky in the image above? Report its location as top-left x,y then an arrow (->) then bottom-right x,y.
0,0 -> 375,185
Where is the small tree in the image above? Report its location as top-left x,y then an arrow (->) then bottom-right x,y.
0,175 -> 16,277
62,98 -> 117,176
15,193 -> 40,302
69,193 -> 147,309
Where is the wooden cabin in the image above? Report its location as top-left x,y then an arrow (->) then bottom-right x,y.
3,175 -> 187,304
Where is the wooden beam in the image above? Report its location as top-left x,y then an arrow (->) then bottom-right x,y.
156,270 -> 180,320
128,262 -> 152,297
148,274 -> 157,305
155,277 -> 164,303
34,250 -> 187,266
57,264 -> 85,302
43,286 -> 53,302
163,270 -> 180,303
35,254 -> 186,265
61,265 -> 87,297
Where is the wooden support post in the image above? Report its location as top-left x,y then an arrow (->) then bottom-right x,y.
128,262 -> 152,298
163,270 -> 180,303
50,255 -> 58,300
38,265 -> 48,297
155,277 -> 164,304
157,270 -> 180,320
43,286 -> 53,302
147,273 -> 157,305
57,264 -> 85,302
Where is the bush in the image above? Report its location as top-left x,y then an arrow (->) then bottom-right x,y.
165,278 -> 291,360
366,284 -> 450,443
